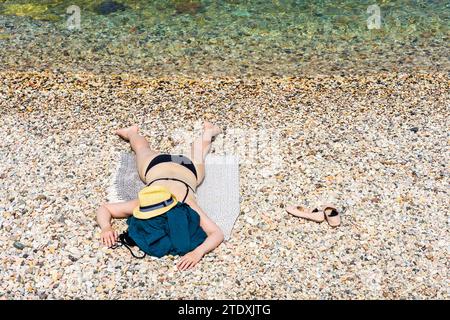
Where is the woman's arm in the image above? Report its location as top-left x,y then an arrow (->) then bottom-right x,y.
177,201 -> 224,271
96,199 -> 138,247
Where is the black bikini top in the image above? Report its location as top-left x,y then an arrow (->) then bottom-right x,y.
147,177 -> 195,203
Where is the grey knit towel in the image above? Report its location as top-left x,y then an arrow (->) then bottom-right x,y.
107,153 -> 240,240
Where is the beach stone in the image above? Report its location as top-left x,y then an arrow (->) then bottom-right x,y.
232,10 -> 251,18
35,195 -> 47,201
68,255 -> 78,262
95,1 -> 127,15
13,241 -> 25,250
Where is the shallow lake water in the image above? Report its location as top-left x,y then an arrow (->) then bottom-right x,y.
0,0 -> 448,76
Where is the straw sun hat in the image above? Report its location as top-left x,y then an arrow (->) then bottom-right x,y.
133,185 -> 178,219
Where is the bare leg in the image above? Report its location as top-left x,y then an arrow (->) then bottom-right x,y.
191,122 -> 221,185
116,126 -> 158,182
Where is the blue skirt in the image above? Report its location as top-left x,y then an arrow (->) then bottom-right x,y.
127,202 -> 207,258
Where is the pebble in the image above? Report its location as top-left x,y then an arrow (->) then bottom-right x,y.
95,1 -> 127,15
68,255 -> 79,262
13,241 -> 25,250
35,195 -> 47,201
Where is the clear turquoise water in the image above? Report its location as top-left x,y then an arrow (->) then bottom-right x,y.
0,0 -> 448,76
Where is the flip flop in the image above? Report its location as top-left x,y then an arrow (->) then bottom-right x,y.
286,205 -> 325,223
320,204 -> 341,227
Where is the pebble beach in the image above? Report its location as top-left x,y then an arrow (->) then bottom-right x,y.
0,0 -> 449,300
0,70 -> 448,299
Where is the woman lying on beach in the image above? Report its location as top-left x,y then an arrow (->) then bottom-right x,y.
96,122 -> 224,271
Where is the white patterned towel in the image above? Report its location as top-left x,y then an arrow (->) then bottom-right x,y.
107,153 -> 240,240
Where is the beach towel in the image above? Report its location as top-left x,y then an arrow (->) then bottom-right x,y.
108,153 -> 240,240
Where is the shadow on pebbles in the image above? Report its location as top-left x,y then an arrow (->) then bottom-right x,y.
0,71 -> 448,299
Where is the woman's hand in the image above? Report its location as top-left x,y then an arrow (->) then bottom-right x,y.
100,227 -> 118,248
97,200 -> 137,248
177,249 -> 204,271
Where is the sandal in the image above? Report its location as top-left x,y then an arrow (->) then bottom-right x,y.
320,204 -> 340,227
286,205 -> 325,223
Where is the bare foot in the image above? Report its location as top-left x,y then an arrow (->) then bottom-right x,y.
116,125 -> 139,141
203,121 -> 221,141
